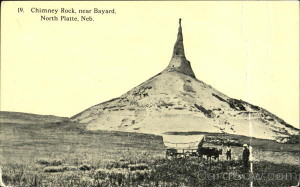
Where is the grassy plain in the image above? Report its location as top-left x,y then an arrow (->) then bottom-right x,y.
0,121 -> 299,186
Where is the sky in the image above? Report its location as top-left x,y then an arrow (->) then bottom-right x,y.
1,1 -> 299,128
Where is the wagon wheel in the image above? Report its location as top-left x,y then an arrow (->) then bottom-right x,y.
165,150 -> 170,158
184,151 -> 191,159
166,149 -> 176,159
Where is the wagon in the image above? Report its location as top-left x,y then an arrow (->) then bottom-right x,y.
162,133 -> 205,158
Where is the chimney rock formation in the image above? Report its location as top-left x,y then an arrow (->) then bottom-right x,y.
164,19 -> 196,78
70,19 -> 299,140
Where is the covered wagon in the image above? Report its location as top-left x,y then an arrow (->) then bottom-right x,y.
162,133 -> 205,158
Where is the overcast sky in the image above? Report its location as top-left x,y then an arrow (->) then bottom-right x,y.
1,1 -> 299,128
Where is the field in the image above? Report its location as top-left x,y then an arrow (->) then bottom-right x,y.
0,121 -> 299,187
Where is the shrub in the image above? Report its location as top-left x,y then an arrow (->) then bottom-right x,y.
43,166 -> 64,173
106,160 -> 130,169
128,163 -> 148,171
62,165 -> 77,171
120,161 -> 130,169
79,164 -> 91,171
36,159 -> 50,165
49,159 -> 63,166
106,162 -> 120,169
36,158 -> 62,166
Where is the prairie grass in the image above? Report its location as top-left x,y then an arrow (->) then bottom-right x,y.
0,122 -> 299,186
1,159 -> 299,187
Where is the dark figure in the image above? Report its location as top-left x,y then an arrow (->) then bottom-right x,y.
242,144 -> 250,170
198,147 -> 222,162
226,145 -> 232,160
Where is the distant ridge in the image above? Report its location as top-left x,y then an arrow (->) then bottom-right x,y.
0,111 -> 68,124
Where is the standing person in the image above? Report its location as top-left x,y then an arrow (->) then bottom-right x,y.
226,145 -> 232,160
242,144 -> 250,171
249,145 -> 253,161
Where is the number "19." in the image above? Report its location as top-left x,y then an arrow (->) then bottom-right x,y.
18,8 -> 24,13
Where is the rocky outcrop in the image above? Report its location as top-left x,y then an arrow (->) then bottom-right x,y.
164,19 -> 196,78
70,19 -> 299,140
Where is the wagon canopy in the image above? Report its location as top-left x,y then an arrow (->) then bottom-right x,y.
162,134 -> 205,149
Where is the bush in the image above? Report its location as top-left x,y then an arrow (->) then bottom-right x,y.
128,163 -> 148,171
36,158 -> 62,166
62,165 -> 77,171
79,164 -> 91,171
36,159 -> 50,165
43,166 -> 64,173
50,159 -> 63,166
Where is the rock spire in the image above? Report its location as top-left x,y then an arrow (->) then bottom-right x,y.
164,18 -> 196,78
